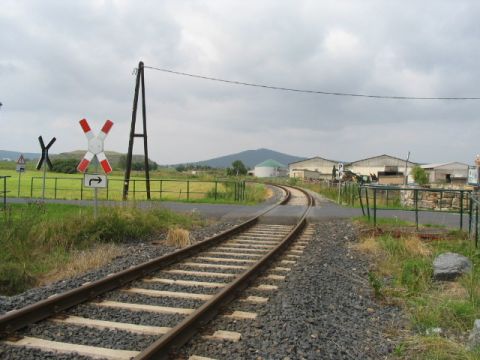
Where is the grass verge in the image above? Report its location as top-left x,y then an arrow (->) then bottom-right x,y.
0,203 -> 204,295
352,219 -> 480,359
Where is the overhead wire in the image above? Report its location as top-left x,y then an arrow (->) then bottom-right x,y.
143,65 -> 480,101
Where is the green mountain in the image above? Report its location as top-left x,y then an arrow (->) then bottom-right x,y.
179,148 -> 306,169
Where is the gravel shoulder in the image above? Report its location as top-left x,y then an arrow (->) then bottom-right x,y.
179,219 -> 405,359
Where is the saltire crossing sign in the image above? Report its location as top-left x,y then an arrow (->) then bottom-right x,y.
77,119 -> 114,174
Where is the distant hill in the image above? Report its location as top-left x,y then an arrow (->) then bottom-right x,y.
54,150 -> 156,166
0,150 -> 41,161
181,148 -> 306,169
0,149 -> 155,166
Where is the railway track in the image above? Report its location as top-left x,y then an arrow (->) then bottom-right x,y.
0,184 -> 314,360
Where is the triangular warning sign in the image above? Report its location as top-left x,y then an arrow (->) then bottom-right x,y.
17,154 -> 26,165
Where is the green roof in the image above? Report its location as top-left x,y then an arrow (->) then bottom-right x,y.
255,159 -> 287,168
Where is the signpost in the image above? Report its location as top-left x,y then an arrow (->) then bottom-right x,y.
337,163 -> 344,204
16,154 -> 26,197
36,136 -> 56,201
84,174 -> 107,188
77,119 -> 114,218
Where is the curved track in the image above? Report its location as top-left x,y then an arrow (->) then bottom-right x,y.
0,184 -> 314,360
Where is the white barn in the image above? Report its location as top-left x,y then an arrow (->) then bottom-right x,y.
348,154 -> 418,184
420,162 -> 469,184
289,156 -> 338,179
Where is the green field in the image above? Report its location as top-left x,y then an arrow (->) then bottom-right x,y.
0,168 -> 254,202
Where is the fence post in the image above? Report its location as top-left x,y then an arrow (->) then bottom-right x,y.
234,182 -> 238,201
365,187 -> 370,220
415,189 -> 419,230
30,177 -> 34,198
160,180 -> 162,200
79,178 -> 82,200
476,203 -> 479,248
358,186 -> 365,216
2,177 -> 6,211
133,180 -> 136,200
187,180 -> 190,201
214,181 -> 218,200
54,178 -> 58,199
460,191 -> 464,230
373,187 -> 377,228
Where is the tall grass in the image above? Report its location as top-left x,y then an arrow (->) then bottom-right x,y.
205,182 -> 267,204
0,203 -> 202,295
354,228 -> 480,358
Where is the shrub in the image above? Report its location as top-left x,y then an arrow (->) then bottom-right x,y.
51,158 -> 79,174
411,165 -> 429,185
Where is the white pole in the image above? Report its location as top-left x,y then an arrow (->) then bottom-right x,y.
94,164 -> 98,219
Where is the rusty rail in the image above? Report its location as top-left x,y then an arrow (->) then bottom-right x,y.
0,183 -> 290,336
136,185 -> 314,359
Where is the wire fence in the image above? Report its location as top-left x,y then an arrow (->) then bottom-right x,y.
359,185 -> 472,230
23,177 -> 246,202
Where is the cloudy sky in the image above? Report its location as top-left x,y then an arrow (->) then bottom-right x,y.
1,0 -> 480,165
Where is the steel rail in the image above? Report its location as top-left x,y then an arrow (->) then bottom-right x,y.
0,184 -> 290,337
135,185 -> 314,359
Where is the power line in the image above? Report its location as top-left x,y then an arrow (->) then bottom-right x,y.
144,65 -> 480,100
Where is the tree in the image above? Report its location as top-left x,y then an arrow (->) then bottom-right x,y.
411,165 -> 428,185
118,155 -> 127,170
51,158 -> 78,174
229,160 -> 247,176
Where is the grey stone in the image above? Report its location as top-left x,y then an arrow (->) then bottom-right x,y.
468,319 -> 480,350
433,252 -> 472,280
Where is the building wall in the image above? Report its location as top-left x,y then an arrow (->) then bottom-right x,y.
349,155 -> 416,178
291,169 -> 329,180
288,157 -> 337,177
423,163 -> 469,183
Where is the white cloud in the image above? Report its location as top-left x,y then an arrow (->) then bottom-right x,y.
1,0 -> 480,165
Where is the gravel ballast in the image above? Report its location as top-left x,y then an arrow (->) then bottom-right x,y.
0,220 -> 241,315
0,216 -> 404,359
178,219 -> 404,359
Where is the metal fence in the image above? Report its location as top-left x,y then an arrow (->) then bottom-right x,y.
1,176 -> 9,210
360,185 -> 472,230
27,177 -> 246,202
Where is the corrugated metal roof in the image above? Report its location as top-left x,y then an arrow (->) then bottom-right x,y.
255,159 -> 287,168
349,154 -> 418,166
420,162 -> 470,169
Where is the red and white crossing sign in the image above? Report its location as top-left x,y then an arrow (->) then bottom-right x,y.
77,119 -> 114,174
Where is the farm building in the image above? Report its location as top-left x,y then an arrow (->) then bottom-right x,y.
290,169 -> 330,181
348,154 -> 417,185
420,162 -> 469,184
254,159 -> 288,178
288,156 -> 337,179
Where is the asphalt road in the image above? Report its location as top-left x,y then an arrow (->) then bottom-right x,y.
6,191 -> 469,230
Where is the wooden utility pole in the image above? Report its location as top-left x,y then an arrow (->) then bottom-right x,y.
123,61 -> 151,200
